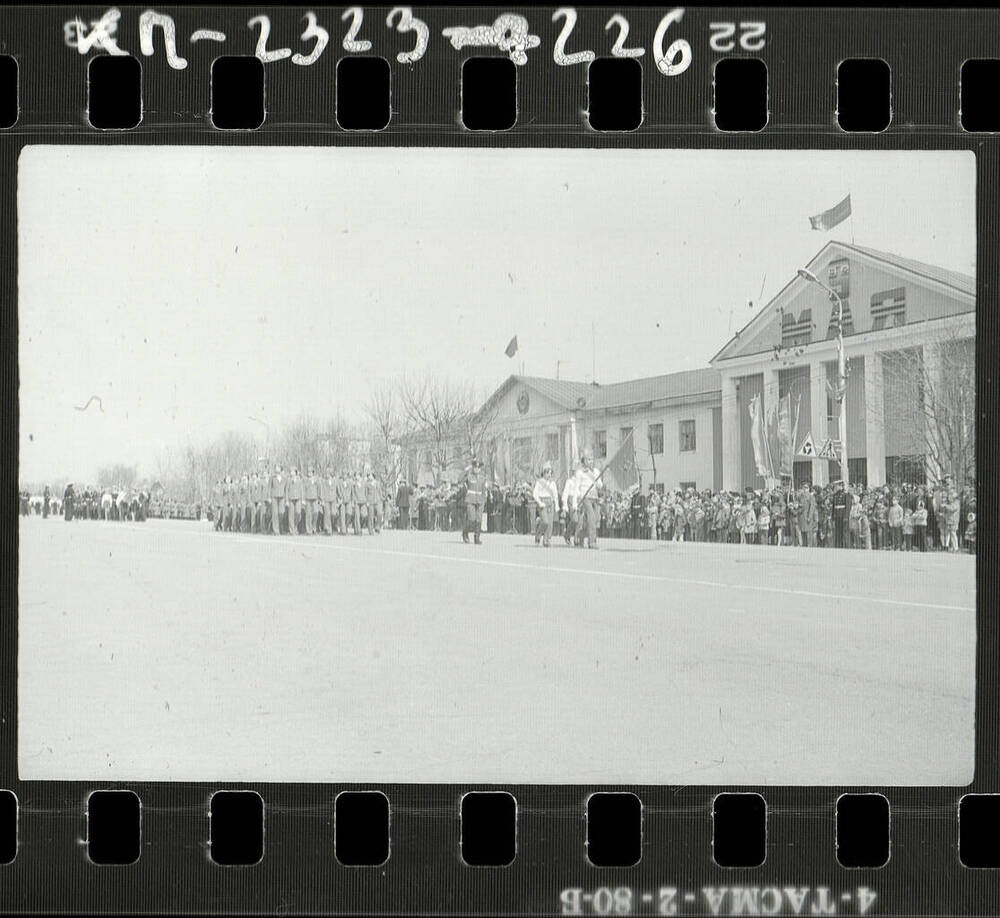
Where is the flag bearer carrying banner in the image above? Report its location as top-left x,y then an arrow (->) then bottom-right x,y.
571,447 -> 604,549
571,430 -> 639,550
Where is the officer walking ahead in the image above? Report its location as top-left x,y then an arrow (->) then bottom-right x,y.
462,458 -> 488,544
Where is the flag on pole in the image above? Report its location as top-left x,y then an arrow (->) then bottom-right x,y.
603,429 -> 639,493
504,335 -> 519,358
748,394 -> 770,478
776,393 -> 800,479
808,194 -> 851,231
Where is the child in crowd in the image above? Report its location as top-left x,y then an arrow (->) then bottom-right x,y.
888,496 -> 904,550
912,500 -> 928,552
756,499 -> 770,545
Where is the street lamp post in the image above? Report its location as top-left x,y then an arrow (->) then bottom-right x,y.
797,268 -> 850,487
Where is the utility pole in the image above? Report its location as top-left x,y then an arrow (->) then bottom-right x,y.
797,268 -> 850,486
591,321 -> 596,382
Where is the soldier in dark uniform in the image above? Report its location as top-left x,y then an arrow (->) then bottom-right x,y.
462,458 -> 488,545
630,487 -> 646,539
63,482 -> 75,521
42,485 -> 51,518
395,478 -> 412,530
831,480 -> 852,548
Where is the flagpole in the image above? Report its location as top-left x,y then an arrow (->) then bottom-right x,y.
848,188 -> 854,244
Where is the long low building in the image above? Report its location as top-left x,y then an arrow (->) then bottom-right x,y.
412,241 -> 974,492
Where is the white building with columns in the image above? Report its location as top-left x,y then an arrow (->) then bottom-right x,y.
710,241 -> 975,491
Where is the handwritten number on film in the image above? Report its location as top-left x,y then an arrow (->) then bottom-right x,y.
65,8 -> 762,74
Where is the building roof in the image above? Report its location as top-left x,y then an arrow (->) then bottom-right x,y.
841,242 -> 975,297
487,367 -> 721,416
711,240 -> 975,364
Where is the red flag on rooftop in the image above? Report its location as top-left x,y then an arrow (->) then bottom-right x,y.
809,194 -> 851,231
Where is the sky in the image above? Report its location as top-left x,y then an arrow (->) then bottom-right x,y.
17,146 -> 976,484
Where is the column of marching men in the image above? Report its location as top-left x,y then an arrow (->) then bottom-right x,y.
211,465 -> 389,536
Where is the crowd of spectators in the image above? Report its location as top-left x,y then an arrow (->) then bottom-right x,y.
394,476 -> 975,553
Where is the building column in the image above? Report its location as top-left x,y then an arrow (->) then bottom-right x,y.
864,351 -> 886,487
809,360 -> 829,486
763,366 -> 780,412
721,373 -> 741,490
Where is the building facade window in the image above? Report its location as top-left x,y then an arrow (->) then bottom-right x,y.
648,423 -> 664,455
593,430 -> 607,459
513,437 -> 533,475
870,287 -> 906,331
886,454 -> 926,486
781,307 -> 812,348
848,457 -> 868,487
679,419 -> 696,452
620,426 -> 633,445
544,432 -> 559,462
680,480 -> 696,492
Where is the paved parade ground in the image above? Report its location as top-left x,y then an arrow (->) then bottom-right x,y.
17,516 -> 976,785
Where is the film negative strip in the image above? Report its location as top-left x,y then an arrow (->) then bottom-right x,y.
0,5 -> 996,916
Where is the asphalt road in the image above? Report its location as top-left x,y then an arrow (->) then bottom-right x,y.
17,516 -> 976,785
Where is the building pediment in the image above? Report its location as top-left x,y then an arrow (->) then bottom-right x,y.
711,241 -> 974,364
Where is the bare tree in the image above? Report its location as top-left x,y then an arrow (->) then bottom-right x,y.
363,380 -> 412,490
397,374 -> 478,483
462,386 -> 504,471
97,463 -> 138,489
874,328 -> 975,485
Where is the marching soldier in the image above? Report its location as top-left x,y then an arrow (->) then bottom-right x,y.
287,466 -> 303,535
250,470 -> 263,532
222,475 -> 234,531
337,469 -> 352,535
350,470 -> 365,535
533,462 -> 559,547
320,467 -> 337,535
269,463 -> 286,535
366,471 -> 383,534
462,457 -> 488,544
571,447 -> 603,549
237,473 -> 250,532
303,466 -> 319,535
63,482 -> 75,521
212,478 -> 224,531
